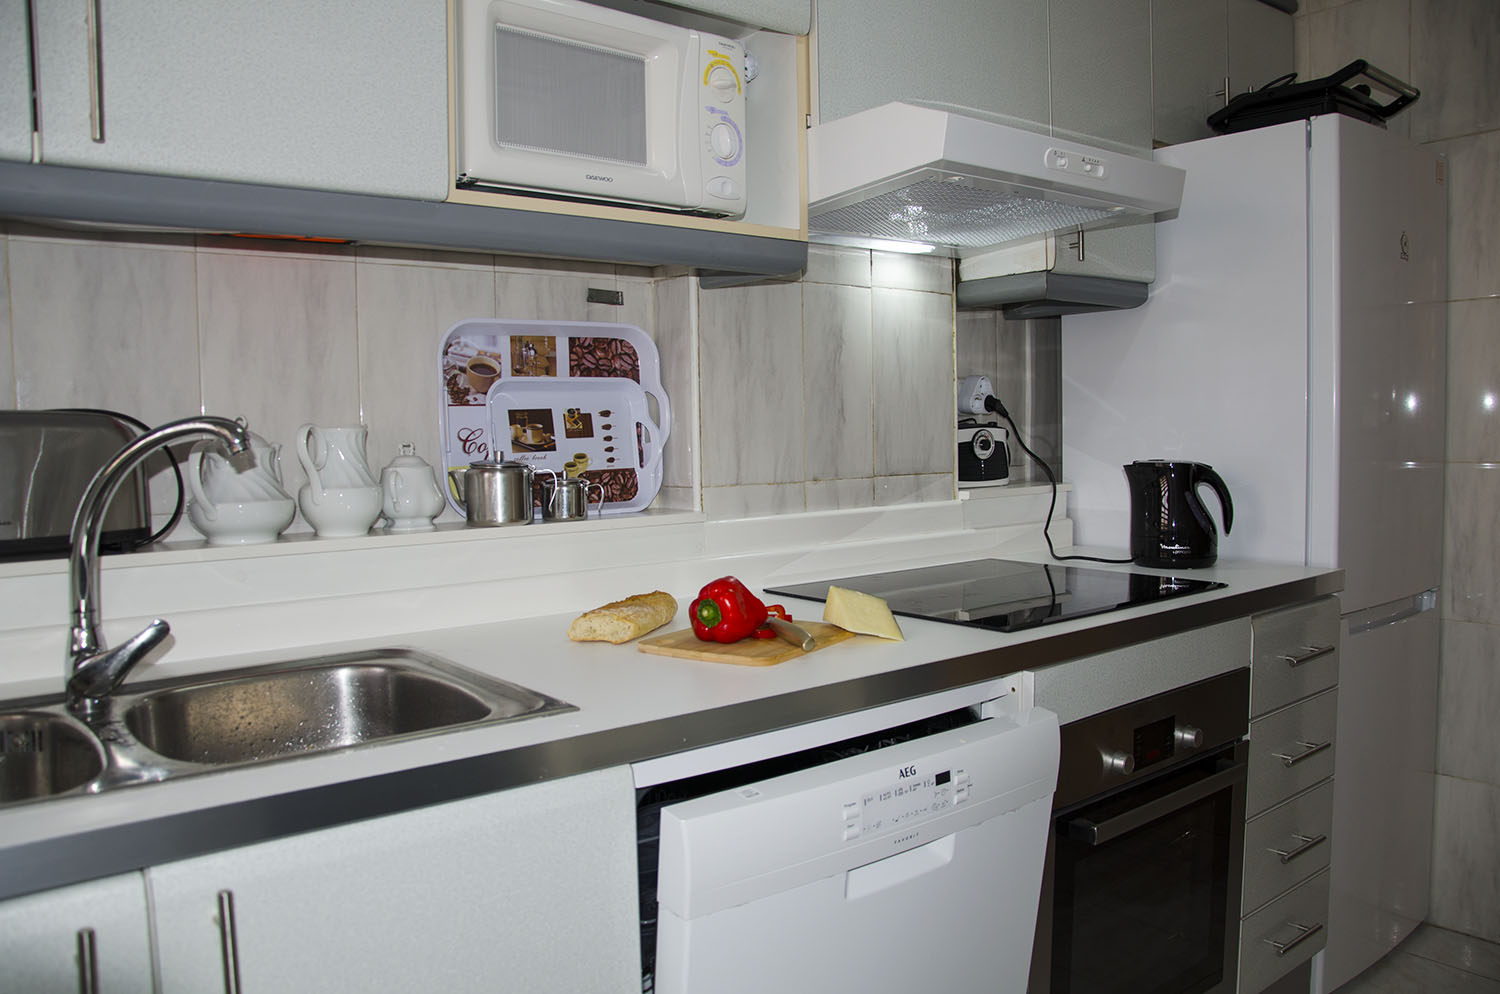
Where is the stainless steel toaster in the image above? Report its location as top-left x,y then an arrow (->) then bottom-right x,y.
0,410 -> 150,560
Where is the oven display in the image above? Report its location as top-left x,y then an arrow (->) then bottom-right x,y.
1133,715 -> 1177,771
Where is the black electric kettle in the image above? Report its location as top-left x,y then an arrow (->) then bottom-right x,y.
1123,460 -> 1234,568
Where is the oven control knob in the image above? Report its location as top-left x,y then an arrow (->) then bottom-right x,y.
1175,725 -> 1204,748
1100,749 -> 1135,775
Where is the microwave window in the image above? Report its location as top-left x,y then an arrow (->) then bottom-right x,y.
493,27 -> 648,166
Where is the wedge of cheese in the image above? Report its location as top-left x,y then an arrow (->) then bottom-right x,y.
823,585 -> 904,641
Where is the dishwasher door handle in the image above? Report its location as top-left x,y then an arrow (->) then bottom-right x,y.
844,833 -> 956,901
1066,764 -> 1245,846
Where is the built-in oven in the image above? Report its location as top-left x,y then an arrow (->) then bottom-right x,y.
1031,668 -> 1250,994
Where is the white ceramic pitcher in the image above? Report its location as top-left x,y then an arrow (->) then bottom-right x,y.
295,423 -> 382,537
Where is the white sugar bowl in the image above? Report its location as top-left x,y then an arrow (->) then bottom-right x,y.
379,443 -> 446,532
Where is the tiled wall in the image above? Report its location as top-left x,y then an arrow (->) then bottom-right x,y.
0,225 -> 960,535
1296,0 -> 1500,943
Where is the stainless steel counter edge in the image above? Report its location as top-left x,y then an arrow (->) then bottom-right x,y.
0,569 -> 1342,901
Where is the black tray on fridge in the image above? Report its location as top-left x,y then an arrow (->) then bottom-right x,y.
1207,59 -> 1419,135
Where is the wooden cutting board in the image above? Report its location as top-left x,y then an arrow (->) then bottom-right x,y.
637,621 -> 855,665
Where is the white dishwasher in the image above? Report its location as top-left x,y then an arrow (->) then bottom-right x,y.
633,682 -> 1059,994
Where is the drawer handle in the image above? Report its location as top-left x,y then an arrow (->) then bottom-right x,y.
76,927 -> 99,994
85,0 -> 105,142
1276,645 -> 1334,668
1268,833 -> 1328,864
1273,740 -> 1331,767
1264,920 -> 1324,957
217,890 -> 243,994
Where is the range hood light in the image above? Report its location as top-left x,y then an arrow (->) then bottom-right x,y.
808,232 -> 938,254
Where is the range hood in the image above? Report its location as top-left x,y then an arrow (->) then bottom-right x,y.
807,103 -> 1185,255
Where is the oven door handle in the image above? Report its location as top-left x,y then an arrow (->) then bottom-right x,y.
1065,765 -> 1244,846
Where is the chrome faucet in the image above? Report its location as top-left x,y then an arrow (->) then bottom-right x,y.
66,416 -> 252,717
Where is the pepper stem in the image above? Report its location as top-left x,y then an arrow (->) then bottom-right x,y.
695,599 -> 723,629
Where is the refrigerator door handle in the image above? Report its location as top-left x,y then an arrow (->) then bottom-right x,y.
1346,589 -> 1438,636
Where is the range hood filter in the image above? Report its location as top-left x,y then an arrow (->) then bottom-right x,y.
808,177 -> 1125,249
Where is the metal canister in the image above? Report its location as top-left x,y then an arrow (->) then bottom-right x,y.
447,460 -> 535,526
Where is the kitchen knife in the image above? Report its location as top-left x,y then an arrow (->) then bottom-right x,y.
765,615 -> 816,651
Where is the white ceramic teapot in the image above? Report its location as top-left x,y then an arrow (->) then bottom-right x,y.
185,432 -> 296,544
295,423 -> 382,537
380,443 -> 445,531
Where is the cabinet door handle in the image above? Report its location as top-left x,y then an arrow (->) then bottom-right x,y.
1273,740 -> 1331,767
75,927 -> 100,994
85,0 -> 105,142
1276,645 -> 1334,667
1268,832 -> 1328,864
1264,920 -> 1324,957
216,890 -> 244,994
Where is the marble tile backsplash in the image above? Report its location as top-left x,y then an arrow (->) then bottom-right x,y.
0,227 -> 961,533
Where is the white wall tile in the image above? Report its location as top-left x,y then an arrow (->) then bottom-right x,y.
875,473 -> 954,505
1436,619 -> 1500,784
654,276 -> 698,491
1443,463 -> 1500,624
871,287 -> 955,476
0,232 -> 12,407
495,270 -> 596,322
355,256 -> 497,484
806,477 -> 875,511
196,249 -> 360,497
697,282 -> 804,486
1445,299 -> 1500,462
702,482 -> 805,520
1429,774 -> 1500,942
1432,131 -> 1500,301
803,284 -> 873,480
1409,0 -> 1500,142
804,244 -> 871,287
871,251 -> 953,293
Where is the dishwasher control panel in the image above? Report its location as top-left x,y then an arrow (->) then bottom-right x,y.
841,765 -> 971,841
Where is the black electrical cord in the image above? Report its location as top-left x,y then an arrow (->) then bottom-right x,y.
55,408 -> 186,549
983,395 -> 1134,565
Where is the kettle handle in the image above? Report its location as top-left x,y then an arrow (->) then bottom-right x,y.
446,468 -> 467,511
1192,464 -> 1234,535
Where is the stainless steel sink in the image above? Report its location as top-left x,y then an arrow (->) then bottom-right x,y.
0,711 -> 106,804
0,649 -> 574,806
120,650 -> 569,766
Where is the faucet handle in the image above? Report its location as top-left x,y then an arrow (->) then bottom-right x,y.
67,619 -> 170,703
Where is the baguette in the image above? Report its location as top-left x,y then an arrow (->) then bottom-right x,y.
567,591 -> 678,644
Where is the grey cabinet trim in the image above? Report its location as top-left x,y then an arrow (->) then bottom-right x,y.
0,162 -> 808,277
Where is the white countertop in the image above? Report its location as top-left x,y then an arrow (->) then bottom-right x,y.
0,498 -> 1342,898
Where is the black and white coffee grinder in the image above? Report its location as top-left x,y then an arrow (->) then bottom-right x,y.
958,375 -> 1010,486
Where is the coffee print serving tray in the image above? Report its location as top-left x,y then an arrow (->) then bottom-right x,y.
438,318 -> 671,515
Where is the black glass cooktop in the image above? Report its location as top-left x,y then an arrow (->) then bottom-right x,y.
765,558 -> 1226,634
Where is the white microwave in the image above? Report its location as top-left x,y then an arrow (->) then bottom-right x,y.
455,0 -> 748,218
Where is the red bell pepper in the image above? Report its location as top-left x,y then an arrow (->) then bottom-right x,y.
690,576 -> 790,643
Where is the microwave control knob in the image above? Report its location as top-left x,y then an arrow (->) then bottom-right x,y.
708,65 -> 738,97
1175,725 -> 1204,748
710,122 -> 739,160
1100,749 -> 1135,776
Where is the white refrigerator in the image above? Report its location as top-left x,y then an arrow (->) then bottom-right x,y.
1058,114 -> 1447,992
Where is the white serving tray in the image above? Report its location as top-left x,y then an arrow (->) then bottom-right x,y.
438,318 -> 670,514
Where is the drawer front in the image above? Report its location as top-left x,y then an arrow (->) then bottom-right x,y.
1242,780 -> 1334,914
1238,869 -> 1330,994
1246,690 -> 1337,817
1251,598 -> 1340,718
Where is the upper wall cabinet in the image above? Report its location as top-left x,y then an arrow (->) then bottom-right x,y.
1051,0 -> 1153,153
30,1 -> 450,199
0,0 -> 31,161
813,0 -> 1050,128
1153,0 -> 1293,147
